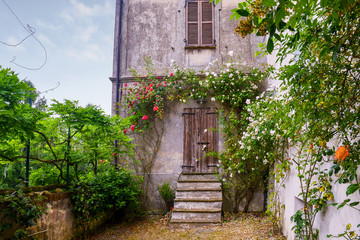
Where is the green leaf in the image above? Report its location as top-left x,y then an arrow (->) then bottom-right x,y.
270,24 -> 276,37
349,202 -> 359,207
346,184 -> 360,196
275,7 -> 285,28
236,9 -> 250,17
337,199 -> 350,209
263,0 -> 276,7
274,33 -> 281,41
267,38 -> 274,53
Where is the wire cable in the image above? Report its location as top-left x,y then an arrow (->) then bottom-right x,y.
0,0 -> 47,70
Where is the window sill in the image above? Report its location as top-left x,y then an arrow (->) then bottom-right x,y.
185,45 -> 216,50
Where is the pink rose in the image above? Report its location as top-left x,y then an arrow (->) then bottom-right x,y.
112,153 -> 116,156
101,160 -> 104,163
142,115 -> 149,120
170,73 -> 173,77
124,83 -> 127,87
153,106 -> 159,111
131,125 -> 135,131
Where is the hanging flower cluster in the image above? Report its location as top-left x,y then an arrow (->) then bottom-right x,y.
120,57 -> 270,135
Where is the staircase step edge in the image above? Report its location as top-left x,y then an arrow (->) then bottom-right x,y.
176,188 -> 221,192
178,179 -> 220,183
174,198 -> 222,202
172,208 -> 221,213
170,219 -> 221,223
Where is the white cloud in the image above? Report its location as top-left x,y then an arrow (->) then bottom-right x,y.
35,20 -> 61,31
37,34 -> 55,47
60,0 -> 113,21
66,43 -> 105,62
75,25 -> 98,42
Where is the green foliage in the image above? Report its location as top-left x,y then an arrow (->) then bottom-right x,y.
157,181 -> 175,202
0,66 -> 44,162
0,96 -> 135,187
290,210 -> 319,240
70,166 -> 142,223
29,164 -> 62,186
0,190 -> 45,239
229,0 -> 360,238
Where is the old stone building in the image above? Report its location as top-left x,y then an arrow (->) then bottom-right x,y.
109,0 -> 266,223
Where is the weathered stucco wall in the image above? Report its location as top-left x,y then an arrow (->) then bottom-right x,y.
112,0 -> 267,80
271,142 -> 360,240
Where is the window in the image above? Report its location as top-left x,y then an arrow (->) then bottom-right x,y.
185,0 -> 215,47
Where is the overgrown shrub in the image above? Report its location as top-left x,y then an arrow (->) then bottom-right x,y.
70,166 -> 142,223
0,190 -> 45,239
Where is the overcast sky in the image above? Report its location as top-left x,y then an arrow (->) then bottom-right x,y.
0,0 -> 115,115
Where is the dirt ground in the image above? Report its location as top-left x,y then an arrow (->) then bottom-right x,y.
82,212 -> 286,240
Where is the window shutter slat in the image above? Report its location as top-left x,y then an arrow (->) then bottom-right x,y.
202,2 -> 212,21
188,23 -> 198,45
202,23 -> 213,45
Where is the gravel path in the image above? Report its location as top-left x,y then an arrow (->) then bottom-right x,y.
82,212 -> 285,240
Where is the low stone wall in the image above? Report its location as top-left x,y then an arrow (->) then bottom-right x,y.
1,191 -> 113,240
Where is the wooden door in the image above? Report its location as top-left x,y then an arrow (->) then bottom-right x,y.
182,108 -> 218,173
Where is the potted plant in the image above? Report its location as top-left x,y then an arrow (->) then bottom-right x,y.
157,181 -> 175,212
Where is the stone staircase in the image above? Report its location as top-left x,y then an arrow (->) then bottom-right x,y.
169,172 -> 222,228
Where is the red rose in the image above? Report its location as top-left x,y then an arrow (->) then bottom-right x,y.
142,115 -> 149,120
170,73 -> 173,77
153,106 -> 159,111
131,125 -> 135,131
123,129 -> 127,134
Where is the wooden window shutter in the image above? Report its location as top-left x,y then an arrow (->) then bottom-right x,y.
186,0 -> 214,47
183,108 -> 197,172
201,2 -> 213,45
187,2 -> 199,45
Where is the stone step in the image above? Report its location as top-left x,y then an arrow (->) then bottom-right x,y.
177,181 -> 221,189
169,218 -> 221,225
176,187 -> 222,192
171,211 -> 221,221
172,208 -> 221,213
174,198 -> 222,209
179,174 -> 219,181
176,190 -> 222,199
178,179 -> 220,183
